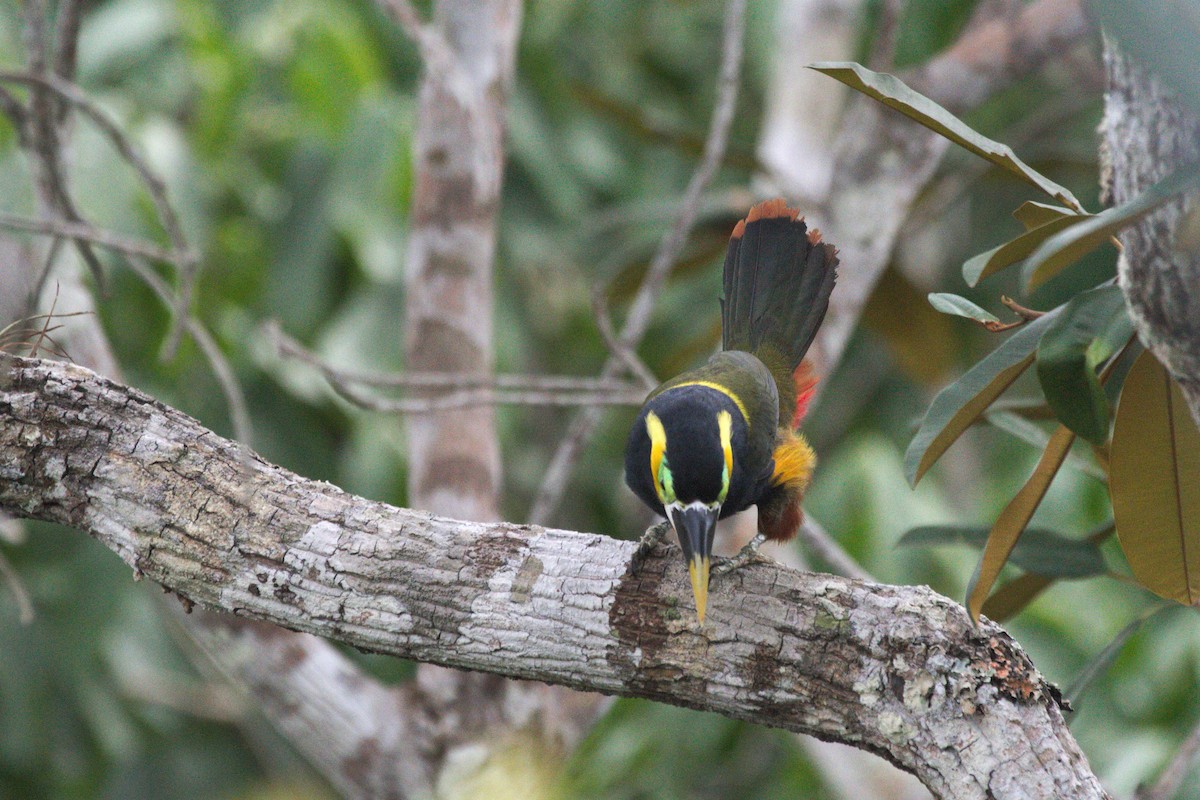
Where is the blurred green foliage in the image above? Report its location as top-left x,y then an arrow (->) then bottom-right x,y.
1,1 -> 1197,798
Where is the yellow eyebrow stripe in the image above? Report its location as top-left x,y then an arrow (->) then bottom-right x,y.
668,380 -> 749,425
717,410 -> 733,479
645,411 -> 668,503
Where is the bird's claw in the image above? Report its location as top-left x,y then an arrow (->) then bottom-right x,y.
712,532 -> 769,578
630,520 -> 672,572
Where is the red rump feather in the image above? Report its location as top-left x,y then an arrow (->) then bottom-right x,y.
791,359 -> 819,428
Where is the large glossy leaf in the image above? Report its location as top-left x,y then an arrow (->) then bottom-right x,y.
985,411 -> 1106,480
927,293 -> 999,324
1035,285 -> 1136,444
905,309 -> 1060,486
966,424 -> 1076,623
1013,200 -> 1079,231
899,525 -> 1105,578
963,214 -> 1091,287
1110,351 -> 1200,604
809,62 -> 1084,211
981,574 -> 1054,623
1023,166 -> 1200,290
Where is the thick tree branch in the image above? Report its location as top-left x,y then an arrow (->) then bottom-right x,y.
1103,38 -> 1200,427
0,356 -> 1110,800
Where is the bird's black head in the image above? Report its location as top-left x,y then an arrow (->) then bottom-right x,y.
624,383 -> 748,621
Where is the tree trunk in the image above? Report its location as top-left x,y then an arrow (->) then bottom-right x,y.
1103,36 -> 1200,426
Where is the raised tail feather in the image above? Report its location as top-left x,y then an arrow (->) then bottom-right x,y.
720,198 -> 838,423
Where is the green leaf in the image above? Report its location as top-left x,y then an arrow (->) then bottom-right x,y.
926,293 -> 999,323
1110,351 -> 1200,605
984,411 -> 1107,480
962,214 -> 1091,287
966,424 -> 1076,623
1023,166 -> 1200,290
905,309 -> 1060,486
1035,285 -> 1136,444
1013,201 -> 1079,231
809,61 -> 1084,211
898,525 -> 1105,579
981,573 -> 1054,623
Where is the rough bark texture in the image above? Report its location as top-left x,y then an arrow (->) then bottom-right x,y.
0,356 -> 1111,800
1103,38 -> 1200,427
399,2 -> 604,794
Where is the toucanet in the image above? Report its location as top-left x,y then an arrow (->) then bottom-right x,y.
624,198 -> 838,623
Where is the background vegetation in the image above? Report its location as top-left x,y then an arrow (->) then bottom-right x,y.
0,1 -> 1195,798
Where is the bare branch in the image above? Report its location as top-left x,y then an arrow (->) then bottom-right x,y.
529,0 -> 746,524
591,287 -> 659,392
329,378 -> 646,413
0,70 -> 200,355
0,355 -> 1112,800
0,211 -> 178,263
374,0 -> 456,77
19,4 -> 106,291
120,254 -> 252,448
267,320 -> 647,397
1138,715 -> 1200,800
186,611 -> 425,799
51,0 -> 83,87
797,516 -> 874,582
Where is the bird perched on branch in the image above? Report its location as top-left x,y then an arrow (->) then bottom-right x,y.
624,198 -> 838,623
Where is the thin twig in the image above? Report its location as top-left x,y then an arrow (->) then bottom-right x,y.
267,320 -> 646,396
329,379 -> 646,413
123,254 -> 253,448
798,515 -> 874,582
19,4 -> 106,292
1137,707 -> 1200,800
51,0 -> 83,88
591,288 -> 658,392
528,0 -> 746,525
376,0 -> 460,91
0,70 -> 200,357
0,548 -> 35,625
1001,296 -> 1046,320
0,84 -> 27,138
0,211 -> 178,262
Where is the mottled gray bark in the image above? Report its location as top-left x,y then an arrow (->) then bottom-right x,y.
0,356 -> 1110,800
1103,38 -> 1200,427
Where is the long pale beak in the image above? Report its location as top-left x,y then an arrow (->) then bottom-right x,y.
669,504 -> 719,623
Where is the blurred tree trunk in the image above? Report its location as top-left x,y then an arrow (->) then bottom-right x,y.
401,2 -> 601,796
1103,37 -> 1200,426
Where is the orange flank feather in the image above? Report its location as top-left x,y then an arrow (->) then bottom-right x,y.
758,428 -> 816,542
770,428 -> 815,494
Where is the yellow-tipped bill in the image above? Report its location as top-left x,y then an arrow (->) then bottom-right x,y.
668,501 -> 719,624
688,555 -> 710,623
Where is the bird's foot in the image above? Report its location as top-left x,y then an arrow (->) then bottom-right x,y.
630,520 -> 672,572
712,532 -> 769,577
